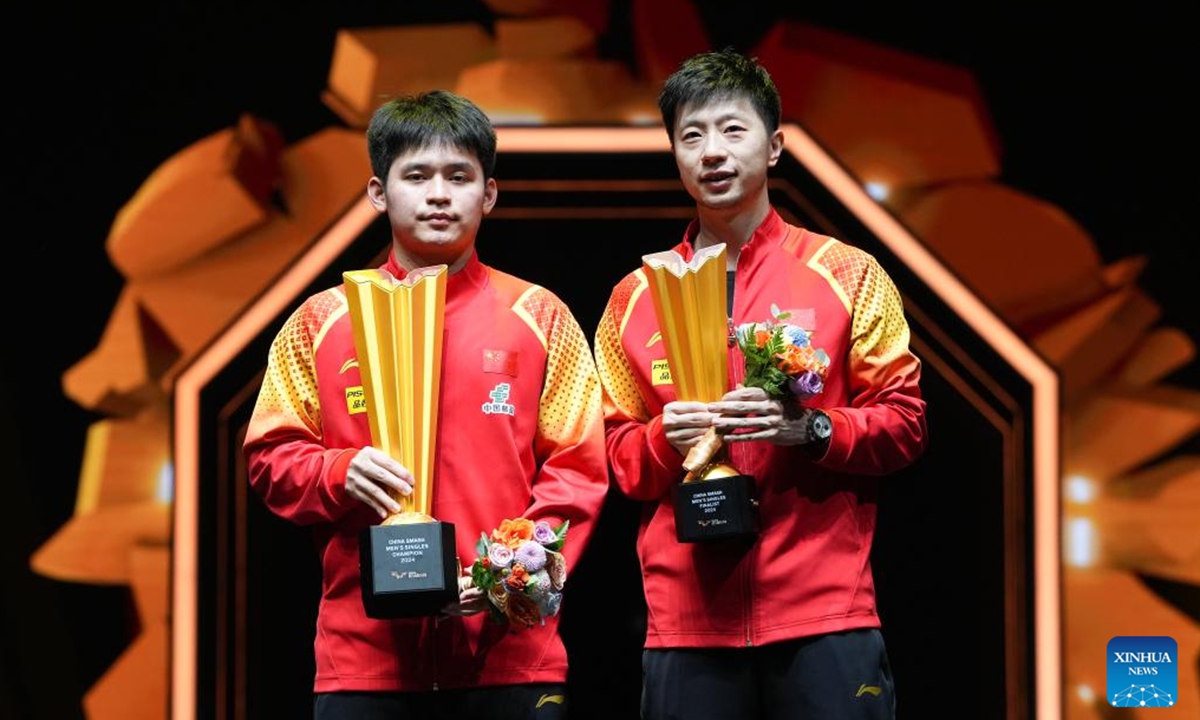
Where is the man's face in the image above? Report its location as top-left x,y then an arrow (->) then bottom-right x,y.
367,142 -> 498,267
670,96 -> 783,213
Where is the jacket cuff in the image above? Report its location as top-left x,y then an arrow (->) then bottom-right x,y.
647,415 -> 683,474
322,447 -> 359,509
813,409 -> 849,467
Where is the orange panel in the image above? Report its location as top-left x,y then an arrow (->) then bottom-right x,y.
495,16 -> 596,59
70,405 -> 170,513
83,546 -> 170,720
107,119 -> 281,280
1033,287 -> 1160,402
1114,327 -> 1196,387
753,22 -> 999,188
139,128 -> 368,370
30,502 -> 169,584
323,25 -> 496,127
456,59 -> 649,124
902,181 -> 1106,330
62,288 -> 178,415
278,128 -> 369,225
1067,386 -> 1200,480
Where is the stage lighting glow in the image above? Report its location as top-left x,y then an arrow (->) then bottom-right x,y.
157,462 -> 174,503
864,180 -> 889,201
1065,475 -> 1096,504
1066,517 -> 1097,568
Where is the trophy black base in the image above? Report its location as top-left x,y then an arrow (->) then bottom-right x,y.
673,475 -> 759,543
359,520 -> 457,619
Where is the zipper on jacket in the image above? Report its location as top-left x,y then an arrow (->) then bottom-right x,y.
729,355 -> 748,648
727,295 -> 754,647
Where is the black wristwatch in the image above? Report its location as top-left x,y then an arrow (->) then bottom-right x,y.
806,409 -> 833,445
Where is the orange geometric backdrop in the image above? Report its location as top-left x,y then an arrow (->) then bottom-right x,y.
5,3 -> 1197,720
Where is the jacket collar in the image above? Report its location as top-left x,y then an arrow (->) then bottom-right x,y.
381,249 -> 488,309
678,207 -> 787,267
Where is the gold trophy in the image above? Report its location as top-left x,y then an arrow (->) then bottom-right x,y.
343,265 -> 457,618
642,244 -> 759,542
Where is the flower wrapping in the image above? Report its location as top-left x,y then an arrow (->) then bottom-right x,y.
470,517 -> 569,628
735,304 -> 830,401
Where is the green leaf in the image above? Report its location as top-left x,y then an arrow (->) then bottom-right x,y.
546,520 -> 569,552
471,560 -> 495,591
475,533 -> 490,557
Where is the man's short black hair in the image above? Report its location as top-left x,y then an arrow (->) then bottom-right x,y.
658,48 -> 781,140
366,90 -> 497,180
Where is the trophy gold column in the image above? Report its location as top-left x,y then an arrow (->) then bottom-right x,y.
343,265 -> 458,617
642,244 -> 760,542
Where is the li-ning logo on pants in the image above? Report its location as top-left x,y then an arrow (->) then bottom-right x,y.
482,382 -> 516,416
535,693 -> 564,709
1107,636 -> 1177,707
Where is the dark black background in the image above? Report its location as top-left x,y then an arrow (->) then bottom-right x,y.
4,3 -> 1196,718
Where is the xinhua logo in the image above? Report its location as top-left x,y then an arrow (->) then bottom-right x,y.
1107,636 -> 1177,708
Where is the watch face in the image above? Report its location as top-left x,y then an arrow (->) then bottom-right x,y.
811,412 -> 833,439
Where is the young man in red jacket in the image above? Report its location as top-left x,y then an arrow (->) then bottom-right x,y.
243,90 -> 609,719
594,50 -> 928,719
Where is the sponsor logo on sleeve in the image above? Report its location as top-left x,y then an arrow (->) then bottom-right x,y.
346,386 -> 366,415
650,359 -> 672,386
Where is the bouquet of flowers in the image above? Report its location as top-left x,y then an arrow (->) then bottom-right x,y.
470,517 -> 569,628
682,305 -> 831,480
735,304 -> 830,401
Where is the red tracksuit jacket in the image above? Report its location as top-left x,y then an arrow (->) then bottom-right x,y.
595,208 -> 927,648
244,250 -> 608,691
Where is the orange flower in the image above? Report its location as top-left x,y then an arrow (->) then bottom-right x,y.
775,345 -> 826,377
492,517 -> 535,548
505,563 -> 530,592
755,329 -> 770,347
775,345 -> 804,375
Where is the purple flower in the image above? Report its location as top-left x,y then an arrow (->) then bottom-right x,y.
532,521 -> 557,545
488,543 -> 513,569
514,540 -> 547,572
788,370 -> 824,400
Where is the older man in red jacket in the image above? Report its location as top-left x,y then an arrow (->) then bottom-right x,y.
595,49 -> 927,720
